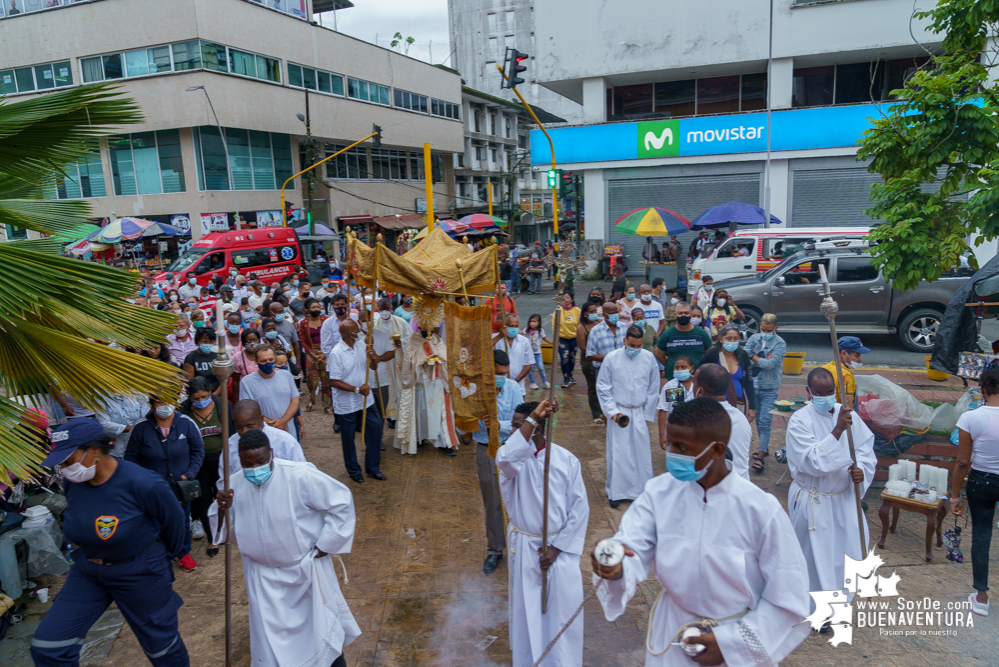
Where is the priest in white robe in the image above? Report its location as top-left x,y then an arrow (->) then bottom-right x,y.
373,296 -> 411,424
218,399 -> 306,478
396,322 -> 460,455
786,367 -> 876,595
596,325 -> 660,507
211,429 -> 361,667
593,398 -> 811,666
497,399 -> 589,667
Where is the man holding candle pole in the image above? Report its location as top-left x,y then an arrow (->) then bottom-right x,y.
785,367 -> 876,603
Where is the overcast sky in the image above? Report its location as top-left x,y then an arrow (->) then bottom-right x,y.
317,1 -> 453,66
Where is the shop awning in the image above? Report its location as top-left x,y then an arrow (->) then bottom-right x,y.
338,215 -> 374,228
371,214 -> 427,230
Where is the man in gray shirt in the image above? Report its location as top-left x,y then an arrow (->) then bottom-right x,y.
269,301 -> 302,363
238,344 -> 301,440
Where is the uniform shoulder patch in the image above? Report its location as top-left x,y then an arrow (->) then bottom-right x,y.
95,516 -> 119,540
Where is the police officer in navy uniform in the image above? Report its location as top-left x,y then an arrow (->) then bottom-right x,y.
31,418 -> 190,666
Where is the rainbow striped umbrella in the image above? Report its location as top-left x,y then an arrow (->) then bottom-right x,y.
458,213 -> 507,228
613,207 -> 691,237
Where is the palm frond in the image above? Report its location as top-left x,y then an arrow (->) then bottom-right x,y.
6,237 -> 69,254
0,396 -> 49,481
0,84 -> 143,186
0,198 -> 97,240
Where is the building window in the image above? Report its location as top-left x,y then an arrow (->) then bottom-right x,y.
486,12 -> 497,33
371,148 -> 409,180
4,225 -> 28,240
200,41 -> 228,72
505,9 -> 515,28
245,0 -> 308,20
325,143 -> 369,180
0,60 -> 72,94
108,130 -> 186,196
505,116 -> 512,138
653,80 -> 695,118
740,72 -> 767,111
792,57 -> 929,108
432,99 -> 460,120
45,152 -> 106,200
696,75 -> 741,115
394,88 -> 429,113
490,148 -> 498,164
613,83 -> 654,119
82,41 -> 279,85
474,146 -> 484,161
347,77 -> 390,105
518,134 -> 527,149
171,41 -> 202,71
193,127 -> 292,191
610,73 -> 768,120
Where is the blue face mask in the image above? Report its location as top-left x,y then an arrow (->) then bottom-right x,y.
674,369 -> 691,382
507,327 -> 519,338
193,320 -> 205,328
258,361 -> 276,374
265,330 -> 278,340
276,365 -> 289,371
588,313 -> 601,322
192,397 -> 212,409
274,314 -> 285,323
228,324 -> 242,335
625,347 -> 641,358
811,395 -> 837,412
243,460 -> 272,486
723,341 -> 740,352
761,332 -> 775,341
666,443 -> 715,482
495,376 -> 506,388
199,344 -> 214,354
607,314 -> 619,325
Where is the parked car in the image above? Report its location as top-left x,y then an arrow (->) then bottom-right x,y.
716,249 -> 973,352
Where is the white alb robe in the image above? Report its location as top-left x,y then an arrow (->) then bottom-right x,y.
720,401 -> 753,481
786,402 -> 876,593
210,459 -> 361,667
596,466 -> 811,666
396,333 -> 459,453
596,347 -> 660,501
373,312 -> 411,419
219,423 -> 306,479
497,430 -> 589,667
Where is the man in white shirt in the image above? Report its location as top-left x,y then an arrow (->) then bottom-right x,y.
786,367 -> 875,597
373,297 -> 410,428
179,272 -> 201,302
691,363 -> 753,480
362,317 -> 395,450
247,281 -> 267,311
592,398 -> 811,666
637,283 -> 666,337
320,294 -> 359,357
328,319 -> 385,483
238,345 -> 301,440
596,325 -> 660,508
220,400 -> 306,479
493,314 -> 532,390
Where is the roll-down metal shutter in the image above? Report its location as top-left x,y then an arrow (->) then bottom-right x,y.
607,173 -> 761,275
790,168 -> 882,228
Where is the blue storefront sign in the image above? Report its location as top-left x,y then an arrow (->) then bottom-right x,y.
530,103 -> 890,165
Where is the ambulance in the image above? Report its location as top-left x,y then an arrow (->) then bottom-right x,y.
158,228 -> 303,286
686,226 -> 871,292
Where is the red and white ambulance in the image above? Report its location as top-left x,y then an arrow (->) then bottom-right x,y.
157,228 -> 303,286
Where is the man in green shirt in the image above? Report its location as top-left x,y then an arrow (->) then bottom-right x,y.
654,301 -> 713,380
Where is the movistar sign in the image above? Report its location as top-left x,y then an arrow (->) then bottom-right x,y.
530,104 -> 890,165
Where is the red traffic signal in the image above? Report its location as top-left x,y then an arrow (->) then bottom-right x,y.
502,47 -> 529,89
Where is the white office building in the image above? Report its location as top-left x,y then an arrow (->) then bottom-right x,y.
527,0 -> 995,270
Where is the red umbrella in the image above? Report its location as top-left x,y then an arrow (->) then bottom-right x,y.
458,213 -> 507,229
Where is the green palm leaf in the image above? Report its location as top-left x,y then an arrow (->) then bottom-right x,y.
0,396 -> 49,480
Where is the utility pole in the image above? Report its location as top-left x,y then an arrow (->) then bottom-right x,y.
305,89 -> 315,238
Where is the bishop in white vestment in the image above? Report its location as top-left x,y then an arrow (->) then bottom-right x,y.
396,326 -> 460,454
596,335 -> 660,504
594,398 -> 811,666
786,368 -> 876,594
497,400 -> 589,667
212,430 -> 361,667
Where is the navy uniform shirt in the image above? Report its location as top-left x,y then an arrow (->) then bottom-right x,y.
64,459 -> 186,561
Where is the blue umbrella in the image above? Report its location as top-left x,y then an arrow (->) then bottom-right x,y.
690,201 -> 781,229
295,222 -> 336,236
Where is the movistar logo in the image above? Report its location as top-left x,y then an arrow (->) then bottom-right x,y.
644,127 -> 673,151
637,120 -> 680,158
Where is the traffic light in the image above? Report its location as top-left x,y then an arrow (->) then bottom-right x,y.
546,169 -> 558,189
501,47 -> 529,89
286,202 -> 295,221
560,171 -> 575,198
372,124 -> 382,148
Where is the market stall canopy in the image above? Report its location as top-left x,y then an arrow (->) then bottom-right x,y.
690,201 -> 781,229
931,253 -> 999,374
67,238 -> 112,255
348,227 -> 498,296
140,222 -> 185,237
294,222 -> 336,236
372,214 -> 427,230
95,217 -> 157,243
614,207 -> 691,237
458,213 -> 507,229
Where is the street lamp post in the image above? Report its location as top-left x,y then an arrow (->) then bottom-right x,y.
186,85 -> 241,230
296,89 -> 315,239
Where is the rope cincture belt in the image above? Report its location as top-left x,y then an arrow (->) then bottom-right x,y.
616,402 -> 644,410
509,524 -> 559,556
793,481 -> 848,531
646,593 -> 750,657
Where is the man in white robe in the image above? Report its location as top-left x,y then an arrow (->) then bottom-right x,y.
596,325 -> 660,507
786,367 -> 876,596
497,399 -> 589,667
593,398 -> 811,666
396,323 -> 460,455
691,363 -> 753,480
212,429 -> 361,667
218,400 -> 306,478
373,296 -> 411,426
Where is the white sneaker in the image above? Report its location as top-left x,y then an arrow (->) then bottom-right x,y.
529,383 -> 539,390
191,521 -> 205,540
970,593 -> 990,616
543,381 -> 550,389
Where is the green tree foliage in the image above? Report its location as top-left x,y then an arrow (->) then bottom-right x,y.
857,0 -> 999,290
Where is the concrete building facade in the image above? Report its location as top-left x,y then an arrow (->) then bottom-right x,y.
454,86 -> 522,220
527,0 -> 996,271
0,0 -> 463,246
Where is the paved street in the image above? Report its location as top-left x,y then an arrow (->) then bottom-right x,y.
3,350 -> 994,666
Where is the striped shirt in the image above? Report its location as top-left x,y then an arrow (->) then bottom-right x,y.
585,321 -> 626,368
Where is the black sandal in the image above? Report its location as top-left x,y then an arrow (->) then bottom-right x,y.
752,451 -> 766,473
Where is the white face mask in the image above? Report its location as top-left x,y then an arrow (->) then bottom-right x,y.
640,294 -> 652,303
62,455 -> 97,483
850,360 -> 863,369
155,405 -> 175,419
379,310 -> 392,320
690,317 -> 703,326
716,298 -> 727,307
670,298 -> 680,306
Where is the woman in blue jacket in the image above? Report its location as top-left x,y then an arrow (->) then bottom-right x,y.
124,396 -> 204,573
